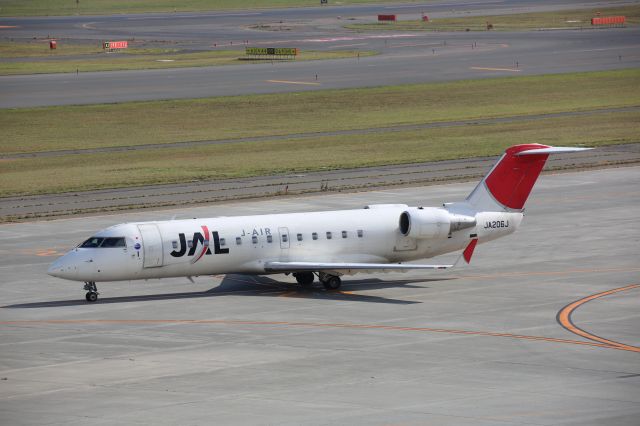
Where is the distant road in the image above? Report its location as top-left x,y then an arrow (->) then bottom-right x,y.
1,28 -> 638,108
1,0 -> 638,108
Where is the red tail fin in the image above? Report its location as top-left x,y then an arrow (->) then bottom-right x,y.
484,144 -> 550,210
466,144 -> 592,211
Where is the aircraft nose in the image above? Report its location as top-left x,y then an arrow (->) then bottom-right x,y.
47,252 -> 79,281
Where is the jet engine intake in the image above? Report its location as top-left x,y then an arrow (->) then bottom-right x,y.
399,208 -> 476,239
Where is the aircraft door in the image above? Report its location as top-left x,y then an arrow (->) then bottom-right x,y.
278,227 -> 290,249
138,224 -> 164,268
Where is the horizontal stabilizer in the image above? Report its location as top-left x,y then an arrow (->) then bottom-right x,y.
515,146 -> 593,156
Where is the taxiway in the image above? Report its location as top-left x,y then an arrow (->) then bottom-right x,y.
0,166 -> 638,425
1,0 -> 638,107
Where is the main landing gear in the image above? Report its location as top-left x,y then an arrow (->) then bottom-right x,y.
293,272 -> 342,290
319,272 -> 342,290
294,272 -> 314,288
84,281 -> 98,302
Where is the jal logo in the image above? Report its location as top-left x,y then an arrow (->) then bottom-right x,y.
170,225 -> 229,264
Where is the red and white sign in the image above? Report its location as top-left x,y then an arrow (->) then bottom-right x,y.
378,14 -> 396,22
103,41 -> 128,49
591,16 -> 625,25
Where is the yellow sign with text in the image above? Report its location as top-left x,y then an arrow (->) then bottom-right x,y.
246,47 -> 298,56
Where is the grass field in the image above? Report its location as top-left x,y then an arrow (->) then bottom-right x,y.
0,41 -> 185,58
0,0 -> 419,16
346,5 -> 640,31
0,41 -> 106,57
0,45 -> 371,75
1,69 -> 639,196
1,111 -> 637,197
1,69 -> 638,155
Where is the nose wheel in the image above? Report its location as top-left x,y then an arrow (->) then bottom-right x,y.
83,282 -> 99,302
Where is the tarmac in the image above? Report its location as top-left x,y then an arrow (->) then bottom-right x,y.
1,1 -> 639,423
1,166 -> 639,425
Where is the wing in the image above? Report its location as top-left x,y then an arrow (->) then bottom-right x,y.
264,239 -> 478,274
264,261 -> 453,274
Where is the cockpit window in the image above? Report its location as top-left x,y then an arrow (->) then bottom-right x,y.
79,237 -> 126,248
101,237 -> 126,248
80,237 -> 104,248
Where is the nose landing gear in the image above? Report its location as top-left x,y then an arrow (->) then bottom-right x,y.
84,282 -> 99,302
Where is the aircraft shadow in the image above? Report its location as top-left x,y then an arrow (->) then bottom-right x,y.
4,275 -> 453,308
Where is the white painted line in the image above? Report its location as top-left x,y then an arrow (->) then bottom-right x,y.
266,80 -> 321,86
471,66 -> 521,72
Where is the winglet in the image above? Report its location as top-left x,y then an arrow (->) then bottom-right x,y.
463,238 -> 478,263
454,238 -> 478,267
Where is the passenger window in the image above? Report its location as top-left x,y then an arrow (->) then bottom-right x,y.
357,230 -> 364,238
282,234 -> 288,243
326,232 -> 332,240
267,235 -> 273,243
252,236 -> 258,244
312,232 -> 318,240
101,237 -> 126,248
172,241 -> 178,249
188,240 -> 193,248
219,238 -> 226,247
236,237 -> 242,245
342,231 -> 347,239
297,233 -> 303,241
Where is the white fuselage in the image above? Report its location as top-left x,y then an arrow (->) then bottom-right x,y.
48,204 -> 522,283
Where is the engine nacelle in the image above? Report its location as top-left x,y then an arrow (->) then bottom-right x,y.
399,208 -> 476,239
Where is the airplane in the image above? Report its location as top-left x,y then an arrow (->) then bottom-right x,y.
48,144 -> 591,302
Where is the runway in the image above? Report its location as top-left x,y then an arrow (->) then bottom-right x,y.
1,0 -> 639,107
1,166 -> 638,425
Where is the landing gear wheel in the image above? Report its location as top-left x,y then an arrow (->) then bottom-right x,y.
294,272 -> 315,288
83,281 -> 99,302
322,275 -> 342,291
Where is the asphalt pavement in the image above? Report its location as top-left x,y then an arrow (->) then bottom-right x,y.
0,166 -> 638,425
1,0 -> 638,107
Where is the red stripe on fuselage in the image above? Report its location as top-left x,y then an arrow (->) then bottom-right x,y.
484,144 -> 550,210
192,225 -> 210,264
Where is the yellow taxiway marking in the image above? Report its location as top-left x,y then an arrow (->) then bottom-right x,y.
266,80 -> 321,86
557,284 -> 640,353
3,283 -> 637,353
16,248 -> 66,257
0,26 -> 18,29
2,317 -> 634,353
471,66 -> 521,72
